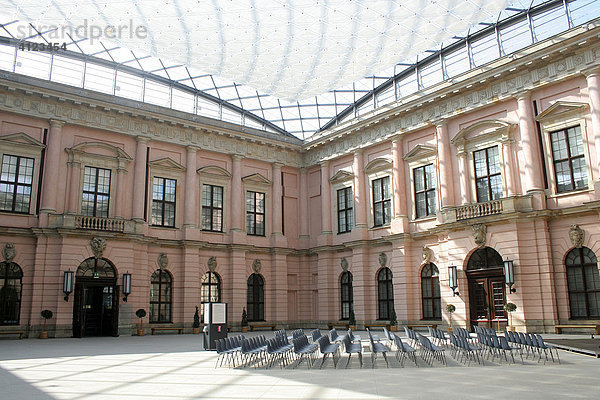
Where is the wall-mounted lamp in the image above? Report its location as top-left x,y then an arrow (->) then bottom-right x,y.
504,259 -> 516,293
448,265 -> 460,296
63,270 -> 74,301
122,272 -> 132,302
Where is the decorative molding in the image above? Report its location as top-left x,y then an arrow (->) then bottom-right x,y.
340,257 -> 349,272
471,224 -> 487,249
242,173 -> 272,185
197,165 -> 232,178
65,141 -> 132,170
329,169 -> 355,184
364,157 -> 393,174
158,253 -> 169,269
0,132 -> 45,150
148,157 -> 186,172
207,256 -> 217,272
451,120 -> 513,146
90,237 -> 107,259
569,224 -> 584,249
422,246 -> 434,264
403,144 -> 436,162
379,252 -> 388,267
2,242 -> 16,262
252,259 -> 262,274
535,101 -> 588,123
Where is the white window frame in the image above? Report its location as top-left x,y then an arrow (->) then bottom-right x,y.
242,173 -> 272,237
147,157 -> 185,228
329,169 -> 355,234
364,157 -> 393,229
197,165 -> 231,233
404,144 -> 438,221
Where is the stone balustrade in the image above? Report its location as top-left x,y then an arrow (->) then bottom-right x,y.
441,195 -> 533,223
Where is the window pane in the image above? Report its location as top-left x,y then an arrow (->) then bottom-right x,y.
414,167 -> 424,192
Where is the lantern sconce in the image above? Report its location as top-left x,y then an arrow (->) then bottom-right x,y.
122,272 -> 132,302
448,265 -> 460,297
504,259 -> 516,293
63,270 -> 74,301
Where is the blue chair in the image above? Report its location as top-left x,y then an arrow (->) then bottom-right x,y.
393,334 -> 417,367
342,334 -> 363,368
368,329 -> 389,368
318,335 -> 340,368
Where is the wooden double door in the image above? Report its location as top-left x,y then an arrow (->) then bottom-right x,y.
468,272 -> 506,328
73,280 -> 119,338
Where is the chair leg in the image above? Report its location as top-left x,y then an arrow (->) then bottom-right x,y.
346,353 -> 351,368
382,352 -> 389,367
359,352 -> 363,368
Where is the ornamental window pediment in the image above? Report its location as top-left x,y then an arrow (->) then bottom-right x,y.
197,165 -> 232,179
451,120 -> 514,154
329,169 -> 355,184
0,132 -> 45,155
535,101 -> 588,124
242,173 -> 272,186
66,142 -> 132,170
403,144 -> 436,162
148,157 -> 185,172
364,157 -> 392,174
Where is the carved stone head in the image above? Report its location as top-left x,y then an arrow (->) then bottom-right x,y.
2,243 -> 16,262
422,246 -> 434,264
379,252 -> 388,267
207,256 -> 217,272
340,257 -> 349,272
472,224 -> 487,249
90,237 -> 107,259
569,224 -> 584,248
252,259 -> 262,274
158,253 -> 169,269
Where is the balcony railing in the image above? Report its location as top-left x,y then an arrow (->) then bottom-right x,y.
75,215 -> 125,232
455,199 -> 503,221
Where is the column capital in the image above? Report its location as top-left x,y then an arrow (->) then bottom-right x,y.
272,161 -> 284,169
431,118 -> 448,128
391,133 -> 404,144
230,153 -> 244,161
49,119 -> 65,129
353,148 -> 364,156
300,167 -> 308,174
319,159 -> 330,167
515,90 -> 531,101
136,135 -> 151,143
582,67 -> 600,79
186,145 -> 200,153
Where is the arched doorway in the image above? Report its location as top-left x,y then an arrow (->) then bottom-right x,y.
466,247 -> 506,329
72,257 -> 119,337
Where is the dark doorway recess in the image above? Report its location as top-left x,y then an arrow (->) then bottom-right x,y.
466,247 -> 506,329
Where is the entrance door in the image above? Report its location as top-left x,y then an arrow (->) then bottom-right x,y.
73,283 -> 119,337
469,277 -> 505,328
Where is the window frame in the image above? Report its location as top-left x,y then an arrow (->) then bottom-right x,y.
340,271 -> 353,320
200,271 -> 221,319
81,165 -> 112,218
151,176 -> 177,227
246,190 -> 266,236
372,176 -> 392,227
336,186 -> 353,234
0,154 -> 35,214
565,247 -> 600,319
413,163 -> 437,218
247,273 -> 265,322
0,261 -> 23,326
421,263 -> 442,320
149,269 -> 173,324
473,145 -> 503,202
201,184 -> 224,232
549,126 -> 588,194
377,267 -> 394,320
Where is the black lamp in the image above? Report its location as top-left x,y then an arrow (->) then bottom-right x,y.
63,270 -> 74,301
504,259 -> 516,293
122,272 -> 132,302
448,265 -> 459,296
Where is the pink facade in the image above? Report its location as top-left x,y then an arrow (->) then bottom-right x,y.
1,25 -> 600,337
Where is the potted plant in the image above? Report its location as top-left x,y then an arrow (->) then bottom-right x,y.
241,307 -> 248,333
192,306 -> 201,334
389,307 -> 398,332
40,310 -> 53,339
348,308 -> 356,330
446,304 -> 456,332
504,302 -> 517,331
135,309 -> 146,336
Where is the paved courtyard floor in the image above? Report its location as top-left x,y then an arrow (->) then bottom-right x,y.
0,332 -> 599,400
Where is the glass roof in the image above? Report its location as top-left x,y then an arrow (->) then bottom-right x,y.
0,0 -> 598,140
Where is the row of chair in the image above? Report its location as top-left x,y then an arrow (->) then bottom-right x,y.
505,331 -> 560,363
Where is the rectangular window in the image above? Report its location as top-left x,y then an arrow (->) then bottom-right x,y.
413,164 -> 436,218
81,166 -> 111,218
202,184 -> 223,232
0,154 -> 34,213
550,126 -> 588,193
337,187 -> 353,234
151,177 -> 176,227
474,146 -> 502,202
372,176 -> 391,227
246,191 -> 265,236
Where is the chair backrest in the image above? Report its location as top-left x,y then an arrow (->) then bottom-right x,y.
499,336 -> 512,350
312,329 -> 322,342
428,326 -> 434,336
533,334 -> 546,348
342,334 -> 353,352
347,329 -> 354,341
318,335 -> 332,351
417,334 -> 429,349
329,328 -> 338,341
393,334 -> 403,350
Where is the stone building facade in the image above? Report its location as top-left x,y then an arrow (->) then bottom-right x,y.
1,22 -> 600,337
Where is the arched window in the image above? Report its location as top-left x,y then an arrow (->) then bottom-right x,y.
247,273 -> 264,322
565,247 -> 600,318
76,257 -> 116,278
201,271 -> 221,318
150,269 -> 172,323
0,261 -> 23,325
421,263 -> 441,320
340,271 -> 353,320
467,247 -> 504,270
377,267 -> 394,320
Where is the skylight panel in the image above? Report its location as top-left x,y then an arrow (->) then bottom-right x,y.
499,19 -> 532,55
239,96 -> 262,111
0,44 -> 15,72
197,96 -> 220,120
84,63 -> 115,95
15,50 -> 51,80
375,85 -> 395,108
221,106 -> 242,125
419,59 -> 443,88
532,6 -> 569,42
396,71 -> 418,98
570,0 -> 600,27
144,79 -> 171,108
51,55 -> 84,87
357,98 -> 375,116
470,33 -> 499,68
444,45 -> 470,78
171,89 -> 195,114
115,70 -> 143,101
245,118 -> 264,130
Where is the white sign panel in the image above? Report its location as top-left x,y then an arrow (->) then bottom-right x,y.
212,303 -> 226,324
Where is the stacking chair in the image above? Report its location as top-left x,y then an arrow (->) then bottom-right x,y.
533,334 -> 560,364
368,329 -> 389,368
417,333 -> 446,366
329,328 -> 344,344
342,334 -> 363,368
311,329 -> 322,343
347,329 -> 361,343
393,334 -> 417,367
292,334 -> 318,368
318,335 -> 340,368
499,336 -> 523,364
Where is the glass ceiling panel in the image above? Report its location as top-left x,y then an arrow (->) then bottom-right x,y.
0,1 -> 596,141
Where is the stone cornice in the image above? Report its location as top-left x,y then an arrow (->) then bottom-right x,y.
0,76 -> 303,167
302,22 -> 600,166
